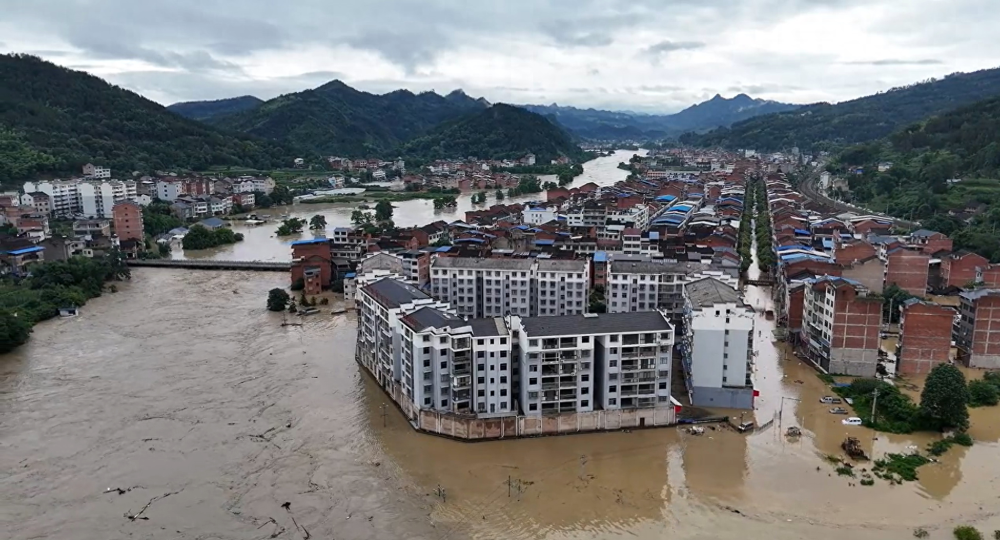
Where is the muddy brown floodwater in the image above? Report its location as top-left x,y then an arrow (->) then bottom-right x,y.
2,269 -> 1000,540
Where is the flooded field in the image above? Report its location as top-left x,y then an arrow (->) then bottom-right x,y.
2,268 -> 1000,540
172,149 -> 645,262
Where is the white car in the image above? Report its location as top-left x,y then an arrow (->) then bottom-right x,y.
842,417 -> 863,426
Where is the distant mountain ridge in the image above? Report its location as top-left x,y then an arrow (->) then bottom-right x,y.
398,104 -> 587,163
167,96 -> 264,121
207,82 -> 491,156
682,66 -> 1000,151
0,54 -> 300,183
521,94 -> 798,141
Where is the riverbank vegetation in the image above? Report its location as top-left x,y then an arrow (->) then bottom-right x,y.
753,176 -> 775,272
276,218 -> 305,236
737,179 -> 754,272
181,225 -> 244,249
509,175 -> 543,196
0,253 -> 130,352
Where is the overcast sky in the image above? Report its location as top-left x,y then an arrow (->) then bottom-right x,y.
2,0 -> 998,113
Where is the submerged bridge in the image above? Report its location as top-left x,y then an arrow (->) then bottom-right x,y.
127,259 -> 291,272
744,278 -> 776,287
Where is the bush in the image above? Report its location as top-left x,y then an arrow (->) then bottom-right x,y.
969,379 -> 999,407
954,526 -> 983,540
182,224 -> 244,250
873,453 -> 930,481
914,528 -> 929,538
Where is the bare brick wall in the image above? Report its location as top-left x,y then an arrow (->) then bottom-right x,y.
887,250 -> 930,297
898,302 -> 954,374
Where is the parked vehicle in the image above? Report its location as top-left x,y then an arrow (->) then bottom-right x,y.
842,437 -> 869,460
819,396 -> 843,404
829,407 -> 848,415
842,417 -> 863,426
844,397 -> 854,405
735,421 -> 755,433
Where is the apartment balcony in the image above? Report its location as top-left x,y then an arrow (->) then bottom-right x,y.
453,338 -> 471,350
621,373 -> 656,383
542,339 -> 559,350
453,375 -> 471,389
559,375 -> 576,386
541,352 -> 561,363
542,382 -> 559,391
453,364 -> 471,376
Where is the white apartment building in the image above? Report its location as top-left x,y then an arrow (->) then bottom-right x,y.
156,180 -> 183,201
24,180 -> 80,217
535,259 -> 589,316
233,177 -> 257,193
606,258 -> 741,319
680,277 -> 755,409
82,163 -> 111,179
24,179 -> 136,218
254,176 -> 276,194
510,311 -> 674,416
356,278 -> 450,388
431,257 -> 589,318
522,205 -> 559,225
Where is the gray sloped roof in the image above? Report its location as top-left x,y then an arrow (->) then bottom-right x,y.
362,278 -> 429,308
519,311 -> 671,337
684,277 -> 743,308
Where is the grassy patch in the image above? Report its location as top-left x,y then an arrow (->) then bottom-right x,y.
834,378 -> 920,433
835,465 -> 855,477
816,372 -> 836,385
954,525 -> 983,540
927,433 -> 974,456
873,453 -> 930,482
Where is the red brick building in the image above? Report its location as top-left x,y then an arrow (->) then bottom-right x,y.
941,251 -> 989,288
885,247 -> 930,297
956,289 -> 1000,369
909,229 -> 953,255
896,299 -> 955,375
112,201 -> 144,242
290,238 -> 333,291
802,276 -> 883,376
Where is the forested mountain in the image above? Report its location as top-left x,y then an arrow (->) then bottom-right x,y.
0,54 -> 301,184
829,95 -> 1000,260
521,94 -> 797,141
210,82 -> 489,156
397,104 -> 587,162
167,96 -> 264,120
666,94 -> 798,132
682,66 -> 1000,151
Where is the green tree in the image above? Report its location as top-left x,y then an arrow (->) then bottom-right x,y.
157,242 -> 171,257
350,209 -> 372,226
106,248 -> 131,281
309,215 -> 327,230
266,288 -> 290,312
0,309 -> 32,353
495,189 -> 505,201
276,218 -> 305,236
374,200 -> 394,221
919,364 -> 970,431
968,379 -> 999,407
181,225 -> 215,250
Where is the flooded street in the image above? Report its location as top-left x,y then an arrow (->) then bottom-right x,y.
173,149 -> 646,262
3,269 -> 1000,540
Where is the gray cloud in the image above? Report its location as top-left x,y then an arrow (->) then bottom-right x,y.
842,58 -> 944,66
1,0 -> 996,112
640,40 -> 706,65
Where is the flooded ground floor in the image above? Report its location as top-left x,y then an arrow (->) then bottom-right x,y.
2,269 -> 999,540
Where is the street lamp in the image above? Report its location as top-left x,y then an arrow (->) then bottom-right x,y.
778,396 -> 802,430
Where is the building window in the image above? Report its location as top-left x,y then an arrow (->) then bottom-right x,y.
529,378 -> 538,385
529,404 -> 537,411
477,377 -> 485,384
500,363 -> 508,370
659,382 -> 667,390
440,361 -> 447,369
529,339 -> 538,347
610,335 -> 619,342
424,398 -> 431,405
610,348 -> 617,355
441,400 -> 448,407
581,374 -> 589,382
529,364 -> 538,372
610,398 -> 617,405
478,390 -> 485,397
609,385 -> 617,393
610,359 -> 618,367
581,400 -> 589,407
501,389 -> 507,396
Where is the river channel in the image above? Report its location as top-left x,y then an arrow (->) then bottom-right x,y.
171,149 -> 646,262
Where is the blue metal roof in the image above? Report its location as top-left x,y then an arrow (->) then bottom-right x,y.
655,195 -> 676,201
671,205 -> 692,212
648,231 -> 660,240
344,272 -> 357,278
794,228 -> 810,235
435,246 -> 452,252
7,246 -> 43,255
535,239 -> 555,246
455,238 -> 485,244
291,238 -> 330,246
593,251 -> 608,262
822,238 -> 834,249
777,244 -> 814,252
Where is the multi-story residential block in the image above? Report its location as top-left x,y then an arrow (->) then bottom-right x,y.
885,247 -> 931,297
679,277 -> 755,409
955,289 -> 1000,369
112,201 -> 144,242
801,276 -> 883,376
606,258 -> 739,319
23,180 -> 80,217
510,311 -> 674,416
399,310 -> 514,416
73,219 -> 111,238
21,192 -> 51,216
522,205 -> 559,225
431,257 -> 589,318
356,278 -> 451,388
82,163 -> 111,179
156,179 -> 183,201
942,251 -> 989,289
896,299 -> 955,375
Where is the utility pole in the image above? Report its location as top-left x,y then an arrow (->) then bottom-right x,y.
381,403 -> 387,427
778,396 -> 801,430
870,387 -> 880,447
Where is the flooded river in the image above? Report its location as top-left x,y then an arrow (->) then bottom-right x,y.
172,149 -> 646,262
3,268 -> 1000,540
